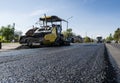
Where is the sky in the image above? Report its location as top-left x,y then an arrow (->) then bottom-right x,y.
0,0 -> 120,39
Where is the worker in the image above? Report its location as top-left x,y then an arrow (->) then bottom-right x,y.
52,24 -> 56,27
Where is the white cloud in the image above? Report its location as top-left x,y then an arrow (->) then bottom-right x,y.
29,9 -> 52,17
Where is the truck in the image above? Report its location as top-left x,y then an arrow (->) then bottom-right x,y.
19,15 -> 70,47
96,36 -> 103,43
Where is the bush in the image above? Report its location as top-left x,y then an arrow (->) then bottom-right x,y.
1,39 -> 11,43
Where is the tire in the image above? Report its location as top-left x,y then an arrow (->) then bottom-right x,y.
54,41 -> 60,46
27,40 -> 33,48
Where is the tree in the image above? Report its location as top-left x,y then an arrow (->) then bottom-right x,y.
0,25 -> 15,41
84,36 -> 91,43
106,33 -> 113,42
62,28 -> 75,38
113,28 -> 120,42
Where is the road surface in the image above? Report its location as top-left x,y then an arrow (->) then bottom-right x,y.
0,43 -> 116,83
106,43 -> 120,82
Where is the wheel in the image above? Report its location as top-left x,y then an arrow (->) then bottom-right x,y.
27,40 -> 33,47
54,41 -> 60,46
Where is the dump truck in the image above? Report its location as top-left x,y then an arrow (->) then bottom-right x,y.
19,15 -> 70,47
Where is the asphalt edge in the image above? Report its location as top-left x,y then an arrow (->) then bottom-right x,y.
104,44 -> 118,83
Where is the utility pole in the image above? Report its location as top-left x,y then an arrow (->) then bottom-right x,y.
66,16 -> 73,40
44,14 -> 47,26
67,16 -> 73,30
85,32 -> 87,37
13,23 -> 15,42
13,23 -> 15,31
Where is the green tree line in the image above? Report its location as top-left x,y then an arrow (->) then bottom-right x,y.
62,28 -> 93,43
106,28 -> 120,43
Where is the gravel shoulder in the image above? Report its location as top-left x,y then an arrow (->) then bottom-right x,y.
0,43 -> 21,52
